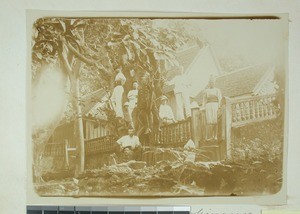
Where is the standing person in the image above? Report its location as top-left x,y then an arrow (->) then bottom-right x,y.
134,71 -> 161,146
123,101 -> 134,128
136,72 -> 153,135
110,68 -> 126,119
111,82 -> 125,119
173,67 -> 191,120
159,95 -> 176,125
127,81 -> 139,119
202,75 -> 222,141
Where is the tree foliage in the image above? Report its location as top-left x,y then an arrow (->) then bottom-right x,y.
32,18 -> 88,79
32,17 -> 192,137
80,18 -> 191,94
32,17 -> 190,103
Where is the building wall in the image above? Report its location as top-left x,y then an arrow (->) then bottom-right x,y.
48,119 -> 109,148
85,120 -> 108,140
163,47 -> 221,121
165,91 -> 178,120
49,122 -> 76,148
185,46 -> 221,97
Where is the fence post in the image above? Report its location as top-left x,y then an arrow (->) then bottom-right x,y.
191,101 -> 200,148
224,97 -> 232,159
64,139 -> 69,168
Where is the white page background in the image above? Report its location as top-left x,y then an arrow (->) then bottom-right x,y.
0,0 -> 299,213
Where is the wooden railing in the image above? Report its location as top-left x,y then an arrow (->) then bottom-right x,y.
85,135 -> 117,155
196,108 -> 224,142
155,117 -> 192,147
43,140 -> 72,167
153,93 -> 279,158
43,93 -> 279,168
44,141 -> 68,157
221,93 -> 278,159
230,93 -> 277,128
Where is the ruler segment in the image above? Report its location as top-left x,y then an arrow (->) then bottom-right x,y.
44,211 -> 58,214
27,210 -> 43,214
27,206 -> 191,214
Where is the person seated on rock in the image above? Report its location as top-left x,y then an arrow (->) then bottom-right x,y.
116,127 -> 142,161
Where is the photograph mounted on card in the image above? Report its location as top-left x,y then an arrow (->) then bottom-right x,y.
27,11 -> 288,203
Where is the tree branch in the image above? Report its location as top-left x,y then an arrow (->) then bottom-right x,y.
64,40 -> 94,65
60,53 -> 72,75
63,38 -> 112,80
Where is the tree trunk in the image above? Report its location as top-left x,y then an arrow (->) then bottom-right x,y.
69,66 -> 85,177
61,51 -> 86,176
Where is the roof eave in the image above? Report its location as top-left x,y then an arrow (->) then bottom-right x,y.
252,65 -> 275,95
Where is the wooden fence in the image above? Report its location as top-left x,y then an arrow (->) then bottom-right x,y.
155,118 -> 192,147
154,93 -> 278,159
43,140 -> 74,168
84,135 -> 118,169
84,135 -> 117,155
220,93 -> 278,158
44,141 -> 68,157
230,93 -> 277,128
42,93 -> 279,169
195,108 -> 224,142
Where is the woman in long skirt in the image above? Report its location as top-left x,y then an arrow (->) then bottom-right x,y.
203,76 -> 222,141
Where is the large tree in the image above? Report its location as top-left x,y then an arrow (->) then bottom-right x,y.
32,17 -> 191,177
32,18 -> 101,177
82,18 -> 191,135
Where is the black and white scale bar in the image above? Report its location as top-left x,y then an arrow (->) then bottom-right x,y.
27,206 -> 190,214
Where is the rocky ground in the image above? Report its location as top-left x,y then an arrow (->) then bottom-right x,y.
35,156 -> 282,197
34,120 -> 284,197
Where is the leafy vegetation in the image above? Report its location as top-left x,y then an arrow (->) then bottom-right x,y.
32,18 -> 192,175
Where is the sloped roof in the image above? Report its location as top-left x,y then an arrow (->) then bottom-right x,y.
81,89 -> 108,121
193,64 -> 273,103
165,44 -> 202,81
163,42 -> 223,96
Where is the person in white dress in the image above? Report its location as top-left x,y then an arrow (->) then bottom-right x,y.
159,95 -> 176,125
202,76 -> 222,140
111,70 -> 126,118
127,81 -> 139,119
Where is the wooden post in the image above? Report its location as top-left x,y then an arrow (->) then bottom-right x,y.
64,139 -> 69,168
224,97 -> 232,159
221,103 -> 226,141
69,61 -> 85,177
74,77 -> 85,175
190,101 -> 200,148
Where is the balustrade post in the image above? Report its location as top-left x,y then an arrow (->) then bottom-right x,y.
224,97 -> 232,159
191,101 -> 200,148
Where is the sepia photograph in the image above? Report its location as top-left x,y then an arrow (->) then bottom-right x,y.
29,15 -> 287,197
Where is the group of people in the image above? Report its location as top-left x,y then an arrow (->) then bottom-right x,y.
158,73 -> 223,142
158,75 -> 223,141
110,69 -> 183,129
110,69 -> 138,128
111,69 -> 222,160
